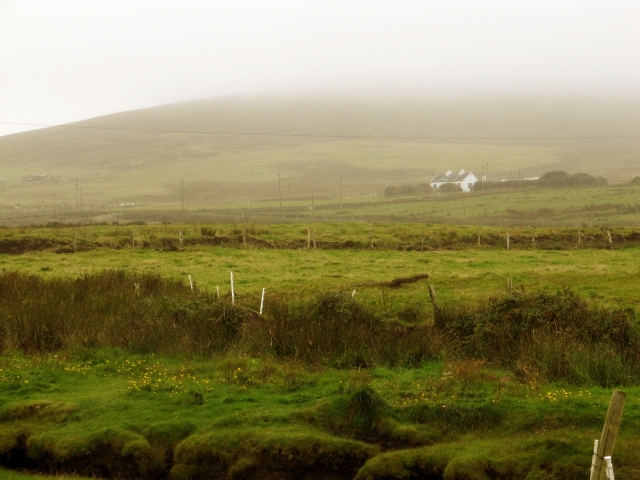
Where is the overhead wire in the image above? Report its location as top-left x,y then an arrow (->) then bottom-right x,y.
1,121 -> 639,140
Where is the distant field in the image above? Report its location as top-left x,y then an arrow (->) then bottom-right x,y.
4,183 -> 640,227
2,223 -> 640,308
0,138 -> 566,207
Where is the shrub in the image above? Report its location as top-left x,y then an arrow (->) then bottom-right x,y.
437,183 -> 463,193
434,289 -> 640,385
384,184 -> 434,197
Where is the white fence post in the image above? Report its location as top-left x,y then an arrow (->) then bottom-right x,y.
605,456 -> 615,480
230,271 -> 235,306
260,288 -> 265,315
590,439 -> 599,479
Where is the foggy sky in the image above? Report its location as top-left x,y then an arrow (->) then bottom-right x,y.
1,0 -> 639,137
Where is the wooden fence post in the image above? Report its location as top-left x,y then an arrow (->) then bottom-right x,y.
307,226 -> 311,249
607,230 -> 613,250
428,285 -> 439,313
179,230 -> 183,247
507,231 -> 510,250
590,389 -> 626,480
477,230 -> 480,247
507,277 -> 513,295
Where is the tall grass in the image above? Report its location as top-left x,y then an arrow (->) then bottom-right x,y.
0,270 -> 245,355
434,289 -> 640,386
2,270 -> 640,385
251,292 -> 445,367
0,271 -> 446,366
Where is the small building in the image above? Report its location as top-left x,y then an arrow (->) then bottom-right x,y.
500,176 -> 540,182
430,169 -> 478,192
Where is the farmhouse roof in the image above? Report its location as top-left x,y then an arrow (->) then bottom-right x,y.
431,170 -> 473,183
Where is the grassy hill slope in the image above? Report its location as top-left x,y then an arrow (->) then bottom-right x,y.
0,95 -> 639,210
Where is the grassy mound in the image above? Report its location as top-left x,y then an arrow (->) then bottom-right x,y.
171,427 -> 377,480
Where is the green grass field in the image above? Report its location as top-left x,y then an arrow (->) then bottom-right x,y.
2,223 -> 640,478
2,229 -> 640,308
2,351 -> 640,479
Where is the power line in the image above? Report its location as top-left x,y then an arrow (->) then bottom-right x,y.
1,121 -> 639,140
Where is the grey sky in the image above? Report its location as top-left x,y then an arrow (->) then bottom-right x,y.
1,0 -> 639,136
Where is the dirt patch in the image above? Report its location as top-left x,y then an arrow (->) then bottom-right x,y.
0,238 -> 68,254
0,401 -> 77,422
359,274 -> 429,288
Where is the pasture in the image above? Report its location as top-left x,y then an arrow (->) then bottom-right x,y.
2,223 -> 640,478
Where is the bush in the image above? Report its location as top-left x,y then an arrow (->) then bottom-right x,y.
384,184 -> 434,197
0,270 -> 250,356
474,171 -> 607,192
437,183 -> 463,193
2,271 -> 638,385
434,289 -> 640,385
253,292 -> 445,367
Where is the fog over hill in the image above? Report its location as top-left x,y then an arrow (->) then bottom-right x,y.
2,95 -> 640,170
1,95 -> 640,210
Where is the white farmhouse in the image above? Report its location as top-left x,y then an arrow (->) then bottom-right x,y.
430,169 -> 478,192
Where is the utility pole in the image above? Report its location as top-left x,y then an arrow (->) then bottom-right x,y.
519,169 -> 522,189
338,173 -> 344,209
277,173 -> 282,208
181,179 -> 184,214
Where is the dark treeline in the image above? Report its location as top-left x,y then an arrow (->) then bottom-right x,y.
473,170 -> 607,192
384,183 -> 434,197
384,170 -> 608,196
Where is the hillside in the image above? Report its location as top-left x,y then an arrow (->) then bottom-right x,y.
1,95 -> 639,210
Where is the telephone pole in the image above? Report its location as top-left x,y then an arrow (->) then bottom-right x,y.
338,173 -> 344,209
277,173 -> 282,208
